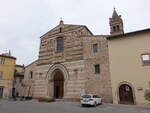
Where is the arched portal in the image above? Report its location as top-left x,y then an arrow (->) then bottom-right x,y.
53,69 -> 64,99
119,84 -> 134,104
47,63 -> 69,99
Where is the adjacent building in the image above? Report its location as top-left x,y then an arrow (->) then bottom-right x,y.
107,8 -> 150,105
13,64 -> 25,97
0,52 -> 16,98
0,52 -> 24,98
107,28 -> 150,105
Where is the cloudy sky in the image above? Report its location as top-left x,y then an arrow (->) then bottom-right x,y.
0,0 -> 150,66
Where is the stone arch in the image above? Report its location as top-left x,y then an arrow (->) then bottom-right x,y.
46,63 -> 69,98
46,63 -> 69,81
117,81 -> 136,104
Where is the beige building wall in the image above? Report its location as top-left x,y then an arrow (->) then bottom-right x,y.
108,31 -> 150,105
0,54 -> 16,98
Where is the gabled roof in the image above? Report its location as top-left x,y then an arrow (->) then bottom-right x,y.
107,28 -> 150,40
16,64 -> 24,68
40,22 -> 93,38
25,60 -> 37,68
0,54 -> 16,60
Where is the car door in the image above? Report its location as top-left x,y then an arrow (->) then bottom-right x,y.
93,95 -> 98,104
97,95 -> 101,104
96,95 -> 101,104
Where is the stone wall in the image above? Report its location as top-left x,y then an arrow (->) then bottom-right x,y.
83,36 -> 113,103
32,60 -> 86,100
38,24 -> 92,65
24,23 -> 112,103
23,60 -> 37,97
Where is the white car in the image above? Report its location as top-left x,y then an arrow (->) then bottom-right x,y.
81,94 -> 102,107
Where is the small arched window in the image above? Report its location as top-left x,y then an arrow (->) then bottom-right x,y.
30,71 -> 33,79
113,26 -> 116,32
60,27 -> 62,33
117,25 -> 120,31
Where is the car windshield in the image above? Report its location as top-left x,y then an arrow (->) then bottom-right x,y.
82,95 -> 91,98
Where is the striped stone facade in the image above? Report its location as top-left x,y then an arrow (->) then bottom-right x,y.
24,21 -> 112,103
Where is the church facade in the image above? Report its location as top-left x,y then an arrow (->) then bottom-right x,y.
24,9 -> 125,103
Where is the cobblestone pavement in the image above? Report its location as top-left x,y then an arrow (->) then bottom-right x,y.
0,99 -> 150,113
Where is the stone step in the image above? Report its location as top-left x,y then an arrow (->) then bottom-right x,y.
55,99 -> 65,102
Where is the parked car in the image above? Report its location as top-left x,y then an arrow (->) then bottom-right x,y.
81,94 -> 102,107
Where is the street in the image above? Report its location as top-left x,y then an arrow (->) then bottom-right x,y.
0,100 -> 149,113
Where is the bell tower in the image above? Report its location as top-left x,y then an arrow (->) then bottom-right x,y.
109,8 -> 124,35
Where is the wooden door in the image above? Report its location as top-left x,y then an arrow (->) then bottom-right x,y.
54,71 -> 64,99
119,84 -> 134,104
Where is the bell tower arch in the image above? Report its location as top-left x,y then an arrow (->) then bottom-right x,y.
109,8 -> 124,35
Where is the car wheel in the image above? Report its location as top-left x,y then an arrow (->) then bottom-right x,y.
100,100 -> 103,105
81,104 -> 85,107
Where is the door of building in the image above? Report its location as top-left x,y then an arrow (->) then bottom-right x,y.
0,87 -> 4,98
119,84 -> 134,104
53,70 -> 64,99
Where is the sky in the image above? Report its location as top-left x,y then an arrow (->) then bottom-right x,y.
0,0 -> 150,66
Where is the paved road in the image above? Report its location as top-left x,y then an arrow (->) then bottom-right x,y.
0,100 -> 150,113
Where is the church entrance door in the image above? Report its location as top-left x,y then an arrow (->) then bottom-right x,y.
53,70 -> 64,99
